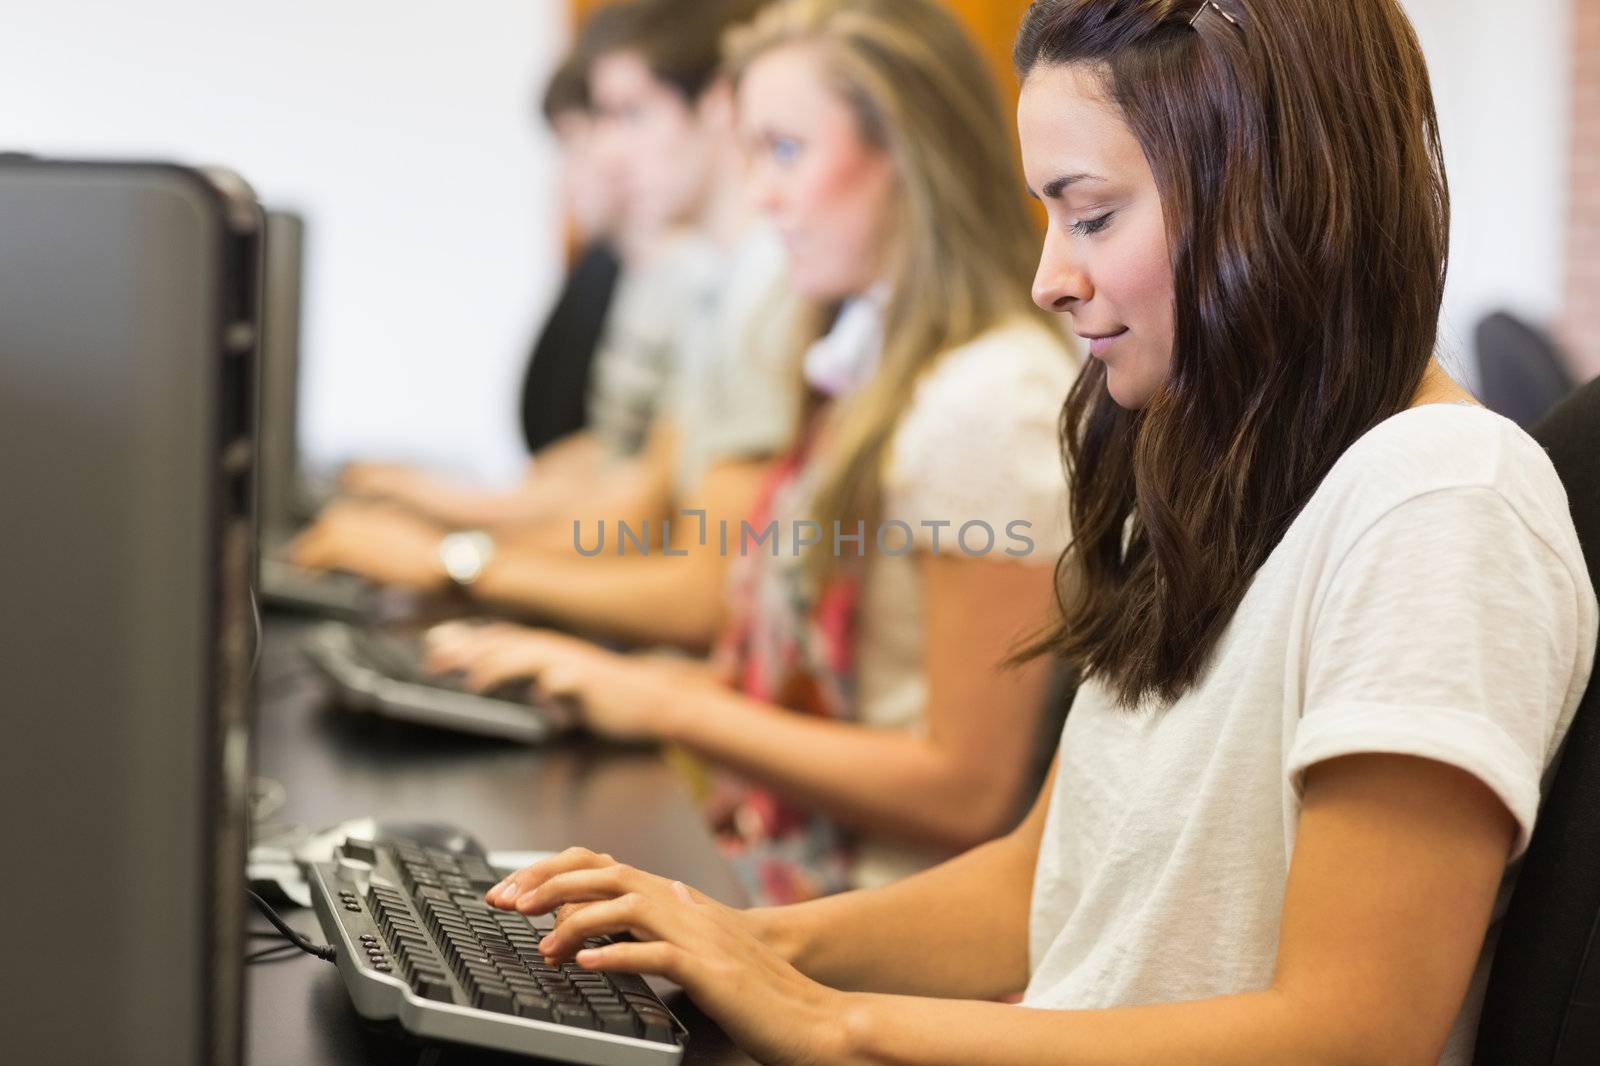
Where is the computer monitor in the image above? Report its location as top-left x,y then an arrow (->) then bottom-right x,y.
0,158 -> 261,1065
259,208 -> 307,542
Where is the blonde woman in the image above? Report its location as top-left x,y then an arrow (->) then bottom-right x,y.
431,0 -> 1081,905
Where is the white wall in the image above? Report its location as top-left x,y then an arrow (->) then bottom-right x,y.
0,0 -> 568,484
1403,0 -> 1571,384
0,0 -> 1572,439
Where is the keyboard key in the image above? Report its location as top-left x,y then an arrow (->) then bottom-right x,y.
635,1009 -> 676,1043
513,992 -> 554,1022
474,986 -> 515,1013
551,1004 -> 596,1030
593,1008 -> 638,1037
610,973 -> 653,996
412,974 -> 453,1003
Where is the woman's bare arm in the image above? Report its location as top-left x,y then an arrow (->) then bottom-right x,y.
656,553 -> 1059,852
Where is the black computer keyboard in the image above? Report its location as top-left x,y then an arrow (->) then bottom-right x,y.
345,627 -> 442,685
303,621 -> 578,743
310,838 -> 686,1064
340,624 -> 561,706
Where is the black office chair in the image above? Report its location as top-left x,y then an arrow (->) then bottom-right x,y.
1474,311 -> 1576,428
1473,376 -> 1600,1065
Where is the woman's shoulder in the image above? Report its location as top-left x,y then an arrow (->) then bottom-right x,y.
1309,402 -> 1580,562
896,316 -> 1081,435
1335,403 -> 1555,491
883,316 -> 1078,555
925,315 -> 1081,393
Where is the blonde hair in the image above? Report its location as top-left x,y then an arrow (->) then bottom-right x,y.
725,0 -> 1054,580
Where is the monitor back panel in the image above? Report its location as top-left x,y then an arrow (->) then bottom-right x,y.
0,160 -> 260,1066
259,208 -> 306,541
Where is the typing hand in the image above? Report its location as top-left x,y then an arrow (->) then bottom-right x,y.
485,848 -> 850,1066
288,501 -> 449,591
423,623 -> 681,742
338,462 -> 439,507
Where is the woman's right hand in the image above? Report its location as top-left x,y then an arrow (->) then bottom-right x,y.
484,848 -> 850,1066
486,847 -> 788,962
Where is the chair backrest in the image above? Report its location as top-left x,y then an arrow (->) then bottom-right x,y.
1474,376 -> 1600,1065
1474,311 -> 1576,428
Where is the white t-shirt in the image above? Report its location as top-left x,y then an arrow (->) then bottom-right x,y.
588,227 -> 804,491
584,235 -> 696,459
1022,404 -> 1598,1066
668,225 -> 804,496
848,316 -> 1079,888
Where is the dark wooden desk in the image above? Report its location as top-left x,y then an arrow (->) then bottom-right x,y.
245,616 -> 757,1066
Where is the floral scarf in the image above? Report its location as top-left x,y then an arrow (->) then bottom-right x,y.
691,417 -> 863,905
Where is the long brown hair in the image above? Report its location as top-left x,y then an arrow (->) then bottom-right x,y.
1014,0 -> 1450,706
725,0 -> 1056,582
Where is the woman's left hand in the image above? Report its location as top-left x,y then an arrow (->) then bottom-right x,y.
424,623 -> 691,742
487,848 -> 854,1066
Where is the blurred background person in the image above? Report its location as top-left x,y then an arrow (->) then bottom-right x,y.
339,3 -> 637,524
295,0 -> 811,652
313,2 -> 652,535
428,0 -> 1082,905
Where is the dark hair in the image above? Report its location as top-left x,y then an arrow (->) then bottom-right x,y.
540,54 -> 589,124
1013,0 -> 1451,706
539,3 -> 640,124
599,0 -> 774,101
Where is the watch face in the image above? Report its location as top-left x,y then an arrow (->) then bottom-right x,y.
440,532 -> 491,585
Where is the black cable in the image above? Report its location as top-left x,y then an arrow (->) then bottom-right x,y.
248,587 -> 263,682
251,928 -> 297,939
248,890 -> 337,963
246,942 -> 307,965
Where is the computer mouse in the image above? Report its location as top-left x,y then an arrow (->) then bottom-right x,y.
370,819 -> 488,859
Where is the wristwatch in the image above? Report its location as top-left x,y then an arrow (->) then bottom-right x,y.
438,530 -> 496,589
